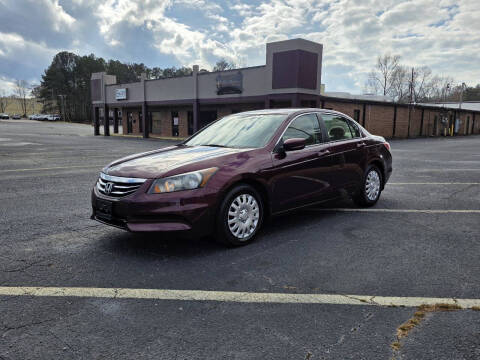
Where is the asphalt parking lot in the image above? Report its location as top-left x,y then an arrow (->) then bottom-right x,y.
1,119 -> 479,359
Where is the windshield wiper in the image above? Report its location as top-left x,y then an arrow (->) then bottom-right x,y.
202,144 -> 228,148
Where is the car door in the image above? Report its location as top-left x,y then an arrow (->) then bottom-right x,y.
318,113 -> 367,192
269,113 -> 339,213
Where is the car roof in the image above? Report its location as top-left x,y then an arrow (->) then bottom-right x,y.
234,108 -> 349,117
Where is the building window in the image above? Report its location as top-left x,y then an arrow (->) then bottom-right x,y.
172,111 -> 179,137
353,109 -> 361,123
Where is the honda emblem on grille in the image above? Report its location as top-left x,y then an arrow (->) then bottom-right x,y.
104,182 -> 114,195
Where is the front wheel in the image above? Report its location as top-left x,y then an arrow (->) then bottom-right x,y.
215,185 -> 263,246
353,165 -> 383,207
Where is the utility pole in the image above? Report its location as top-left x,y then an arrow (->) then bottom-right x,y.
459,82 -> 466,110
442,83 -> 450,137
407,67 -> 414,138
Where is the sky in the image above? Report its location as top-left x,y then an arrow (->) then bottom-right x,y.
0,0 -> 479,95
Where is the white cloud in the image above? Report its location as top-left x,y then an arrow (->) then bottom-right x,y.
45,0 -> 76,30
1,0 -> 480,93
0,75 -> 17,94
93,0 -> 240,68
0,32 -> 59,64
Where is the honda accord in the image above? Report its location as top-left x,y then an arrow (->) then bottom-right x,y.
91,109 -> 392,246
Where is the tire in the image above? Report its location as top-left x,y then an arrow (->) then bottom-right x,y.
215,184 -> 264,246
353,165 -> 383,207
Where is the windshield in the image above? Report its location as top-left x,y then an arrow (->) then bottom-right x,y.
184,113 -> 288,148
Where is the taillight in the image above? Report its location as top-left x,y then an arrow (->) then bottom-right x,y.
383,142 -> 391,151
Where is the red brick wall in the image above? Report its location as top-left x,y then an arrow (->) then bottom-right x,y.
116,102 -> 479,139
322,101 -> 362,121
474,114 -> 480,134
422,110 -> 441,136
121,109 -> 142,135
323,101 -> 408,138
408,108 -> 422,137
149,106 -> 191,138
394,107 -> 408,138
178,109 -> 189,138
363,105 -> 395,138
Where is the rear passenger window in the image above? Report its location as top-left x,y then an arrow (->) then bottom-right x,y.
347,119 -> 362,138
321,114 -> 354,141
282,114 -> 322,146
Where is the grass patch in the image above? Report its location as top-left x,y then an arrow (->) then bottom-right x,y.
390,342 -> 401,351
391,302 -> 463,357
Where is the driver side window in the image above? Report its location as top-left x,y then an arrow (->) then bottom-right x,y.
282,114 -> 322,146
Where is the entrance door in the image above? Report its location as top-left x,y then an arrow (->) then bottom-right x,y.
199,110 -> 217,129
172,111 -> 179,137
127,112 -> 133,133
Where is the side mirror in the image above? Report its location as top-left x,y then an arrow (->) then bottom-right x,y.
283,138 -> 306,151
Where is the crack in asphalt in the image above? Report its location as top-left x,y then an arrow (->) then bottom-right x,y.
1,318 -> 56,338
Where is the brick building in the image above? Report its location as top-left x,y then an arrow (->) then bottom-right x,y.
91,38 -> 480,139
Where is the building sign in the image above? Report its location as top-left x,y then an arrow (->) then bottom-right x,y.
115,88 -> 127,100
216,71 -> 243,95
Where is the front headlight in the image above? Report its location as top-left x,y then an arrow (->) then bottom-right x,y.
148,167 -> 218,194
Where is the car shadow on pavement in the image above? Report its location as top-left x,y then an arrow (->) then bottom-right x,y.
97,200 -> 349,260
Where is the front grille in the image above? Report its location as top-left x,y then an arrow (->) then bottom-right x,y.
96,173 -> 146,198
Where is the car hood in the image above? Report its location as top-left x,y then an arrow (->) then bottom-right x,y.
104,145 -> 249,179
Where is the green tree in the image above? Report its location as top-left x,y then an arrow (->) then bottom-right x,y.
212,59 -> 235,72
464,84 -> 480,101
39,51 -> 204,122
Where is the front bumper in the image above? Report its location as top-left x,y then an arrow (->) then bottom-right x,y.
91,182 -> 219,236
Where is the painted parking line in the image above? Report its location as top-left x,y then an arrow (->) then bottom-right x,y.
0,286 -> 479,309
409,168 -> 480,172
389,182 -> 480,185
1,165 -> 103,173
310,208 -> 480,214
0,286 -> 480,309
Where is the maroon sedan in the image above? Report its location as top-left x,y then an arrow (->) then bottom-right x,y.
91,109 -> 392,246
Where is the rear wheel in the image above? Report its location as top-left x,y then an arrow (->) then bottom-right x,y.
216,185 -> 263,246
353,165 -> 382,207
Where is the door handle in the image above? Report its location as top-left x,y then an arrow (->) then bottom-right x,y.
317,149 -> 331,157
356,142 -> 366,148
